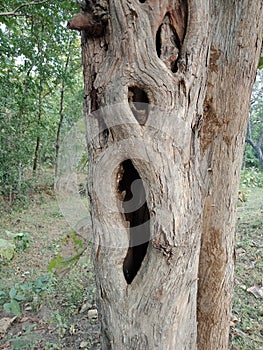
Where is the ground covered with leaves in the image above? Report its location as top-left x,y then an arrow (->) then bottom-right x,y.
0,189 -> 100,350
0,186 -> 262,349
231,187 -> 263,349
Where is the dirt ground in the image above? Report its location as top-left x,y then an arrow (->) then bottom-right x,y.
0,187 -> 262,349
0,191 -> 100,350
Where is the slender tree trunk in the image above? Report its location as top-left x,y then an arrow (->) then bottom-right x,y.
55,83 -> 66,177
32,88 -> 42,173
32,28 -> 45,174
77,0 -> 263,348
197,3 -> 263,348
17,64 -> 33,195
55,40 -> 72,177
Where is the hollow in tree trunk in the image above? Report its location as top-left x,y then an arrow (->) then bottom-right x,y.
69,0 -> 263,349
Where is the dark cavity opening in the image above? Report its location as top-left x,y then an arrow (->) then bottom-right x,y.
117,159 -> 150,284
128,86 -> 149,126
139,0 -> 146,3
156,25 -> 162,58
156,13 -> 180,73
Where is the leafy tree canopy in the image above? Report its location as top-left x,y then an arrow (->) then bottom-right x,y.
0,1 -> 83,205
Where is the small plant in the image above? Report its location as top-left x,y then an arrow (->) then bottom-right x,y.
31,274 -> 51,294
0,231 -> 30,264
53,310 -> 68,338
3,285 -> 27,316
13,231 -> 31,252
0,230 -> 31,263
0,238 -> 16,262
0,275 -> 52,316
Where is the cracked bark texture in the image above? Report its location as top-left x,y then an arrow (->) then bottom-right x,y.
76,0 -> 263,349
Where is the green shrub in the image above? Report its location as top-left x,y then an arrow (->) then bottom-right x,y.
0,275 -> 52,316
240,167 -> 263,188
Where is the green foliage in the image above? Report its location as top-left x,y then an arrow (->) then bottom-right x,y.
47,248 -> 87,274
0,274 -> 52,316
14,231 -> 31,251
0,230 -> 30,264
53,310 -> 68,338
48,232 -> 87,274
0,1 -> 83,206
62,231 -> 84,249
5,230 -> 31,252
240,167 -> 263,188
0,238 -> 16,261
3,286 -> 26,316
259,56 -> 263,69
47,264 -> 95,316
244,70 -> 263,168
243,145 -> 260,168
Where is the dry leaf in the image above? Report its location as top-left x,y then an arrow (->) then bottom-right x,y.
247,285 -> 263,298
0,316 -> 17,339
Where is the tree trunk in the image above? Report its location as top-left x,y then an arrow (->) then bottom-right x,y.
55,39 -> 72,177
77,0 -> 263,349
197,3 -> 263,348
32,87 -> 42,173
33,33 -> 45,174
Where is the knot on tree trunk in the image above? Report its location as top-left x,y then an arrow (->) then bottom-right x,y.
67,0 -> 108,36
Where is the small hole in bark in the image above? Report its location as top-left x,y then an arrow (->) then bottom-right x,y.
128,86 -> 149,126
139,0 -> 146,3
117,159 -> 150,284
170,61 -> 178,73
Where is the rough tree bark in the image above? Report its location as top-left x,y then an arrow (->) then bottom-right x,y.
69,0 -> 262,349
